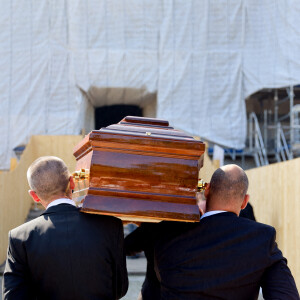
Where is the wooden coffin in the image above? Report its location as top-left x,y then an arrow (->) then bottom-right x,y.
72,116 -> 205,222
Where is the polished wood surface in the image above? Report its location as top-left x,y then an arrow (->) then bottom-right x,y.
73,116 -> 205,222
119,116 -> 170,127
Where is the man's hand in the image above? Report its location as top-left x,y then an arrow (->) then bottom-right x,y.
196,192 -> 206,216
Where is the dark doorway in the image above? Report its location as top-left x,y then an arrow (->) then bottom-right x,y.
95,104 -> 143,129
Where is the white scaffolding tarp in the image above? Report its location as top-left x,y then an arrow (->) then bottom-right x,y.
0,0 -> 300,169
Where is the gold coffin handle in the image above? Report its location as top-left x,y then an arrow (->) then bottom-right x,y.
197,179 -> 207,192
72,169 -> 90,181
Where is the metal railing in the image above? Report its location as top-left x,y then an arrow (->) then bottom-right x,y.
292,104 -> 300,147
248,112 -> 269,167
275,123 -> 293,162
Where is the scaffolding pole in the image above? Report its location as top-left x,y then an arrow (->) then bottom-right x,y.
289,85 -> 294,155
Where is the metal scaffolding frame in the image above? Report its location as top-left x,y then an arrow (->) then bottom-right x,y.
209,86 -> 300,168
250,85 -> 300,165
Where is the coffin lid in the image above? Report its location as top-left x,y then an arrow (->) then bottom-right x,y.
74,116 -> 205,160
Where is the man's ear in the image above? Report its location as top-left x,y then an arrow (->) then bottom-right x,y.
69,176 -> 75,190
241,194 -> 250,210
204,183 -> 210,199
29,190 -> 40,203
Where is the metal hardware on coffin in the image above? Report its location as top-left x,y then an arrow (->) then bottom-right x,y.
72,169 -> 90,191
197,179 -> 207,192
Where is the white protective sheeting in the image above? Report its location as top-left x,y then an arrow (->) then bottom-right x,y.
0,0 -> 300,169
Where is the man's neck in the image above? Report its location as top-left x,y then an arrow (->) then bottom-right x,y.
43,195 -> 71,208
206,208 -> 238,215
206,203 -> 239,216
46,197 -> 75,209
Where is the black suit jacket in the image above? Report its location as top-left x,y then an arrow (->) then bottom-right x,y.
125,222 -> 195,300
3,204 -> 128,300
154,212 -> 299,300
239,202 -> 256,221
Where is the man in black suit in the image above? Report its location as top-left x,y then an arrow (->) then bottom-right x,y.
2,156 -> 128,300
125,221 -> 197,300
124,195 -> 206,300
154,164 -> 299,300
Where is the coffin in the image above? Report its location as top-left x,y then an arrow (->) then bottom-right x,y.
72,116 -> 205,222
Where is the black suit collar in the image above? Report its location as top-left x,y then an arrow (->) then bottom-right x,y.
42,203 -> 79,216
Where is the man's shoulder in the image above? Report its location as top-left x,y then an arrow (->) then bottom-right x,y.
44,203 -> 122,227
208,213 -> 277,239
10,215 -> 46,241
236,216 -> 275,233
214,215 -> 277,244
9,209 -> 122,241
203,212 -> 275,230
79,211 -> 122,226
157,214 -> 276,247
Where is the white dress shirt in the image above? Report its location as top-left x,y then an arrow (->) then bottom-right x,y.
200,210 -> 227,220
46,198 -> 76,210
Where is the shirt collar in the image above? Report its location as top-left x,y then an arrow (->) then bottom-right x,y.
46,198 -> 76,210
200,210 -> 227,220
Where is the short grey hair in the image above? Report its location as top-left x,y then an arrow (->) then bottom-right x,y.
27,156 -> 70,201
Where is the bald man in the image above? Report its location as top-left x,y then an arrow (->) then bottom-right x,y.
154,164 -> 299,300
3,156 -> 128,300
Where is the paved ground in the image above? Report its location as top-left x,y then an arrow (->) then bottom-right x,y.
122,275 -> 144,300
127,256 -> 147,275
123,257 -> 146,299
